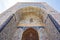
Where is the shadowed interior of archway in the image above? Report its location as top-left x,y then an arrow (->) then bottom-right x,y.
22,28 -> 39,40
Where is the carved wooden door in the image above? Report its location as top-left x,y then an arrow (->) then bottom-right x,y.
22,28 -> 39,40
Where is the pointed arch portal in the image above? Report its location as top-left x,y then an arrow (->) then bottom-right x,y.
22,28 -> 39,40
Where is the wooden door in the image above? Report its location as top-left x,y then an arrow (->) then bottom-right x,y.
22,28 -> 39,40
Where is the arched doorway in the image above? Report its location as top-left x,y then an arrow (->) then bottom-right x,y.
22,28 -> 39,40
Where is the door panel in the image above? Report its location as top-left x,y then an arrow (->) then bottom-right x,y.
22,28 -> 39,40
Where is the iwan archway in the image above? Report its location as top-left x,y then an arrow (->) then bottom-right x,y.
15,6 -> 48,40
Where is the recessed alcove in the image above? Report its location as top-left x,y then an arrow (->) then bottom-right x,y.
13,6 -> 49,40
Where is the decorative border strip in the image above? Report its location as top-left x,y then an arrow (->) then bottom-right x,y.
17,26 -> 45,28
48,14 -> 60,33
0,14 -> 14,32
17,26 -> 45,30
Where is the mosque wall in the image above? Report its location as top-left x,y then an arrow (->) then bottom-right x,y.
45,15 -> 60,40
0,15 -> 17,40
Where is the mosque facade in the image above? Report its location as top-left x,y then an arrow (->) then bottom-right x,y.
0,2 -> 60,40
